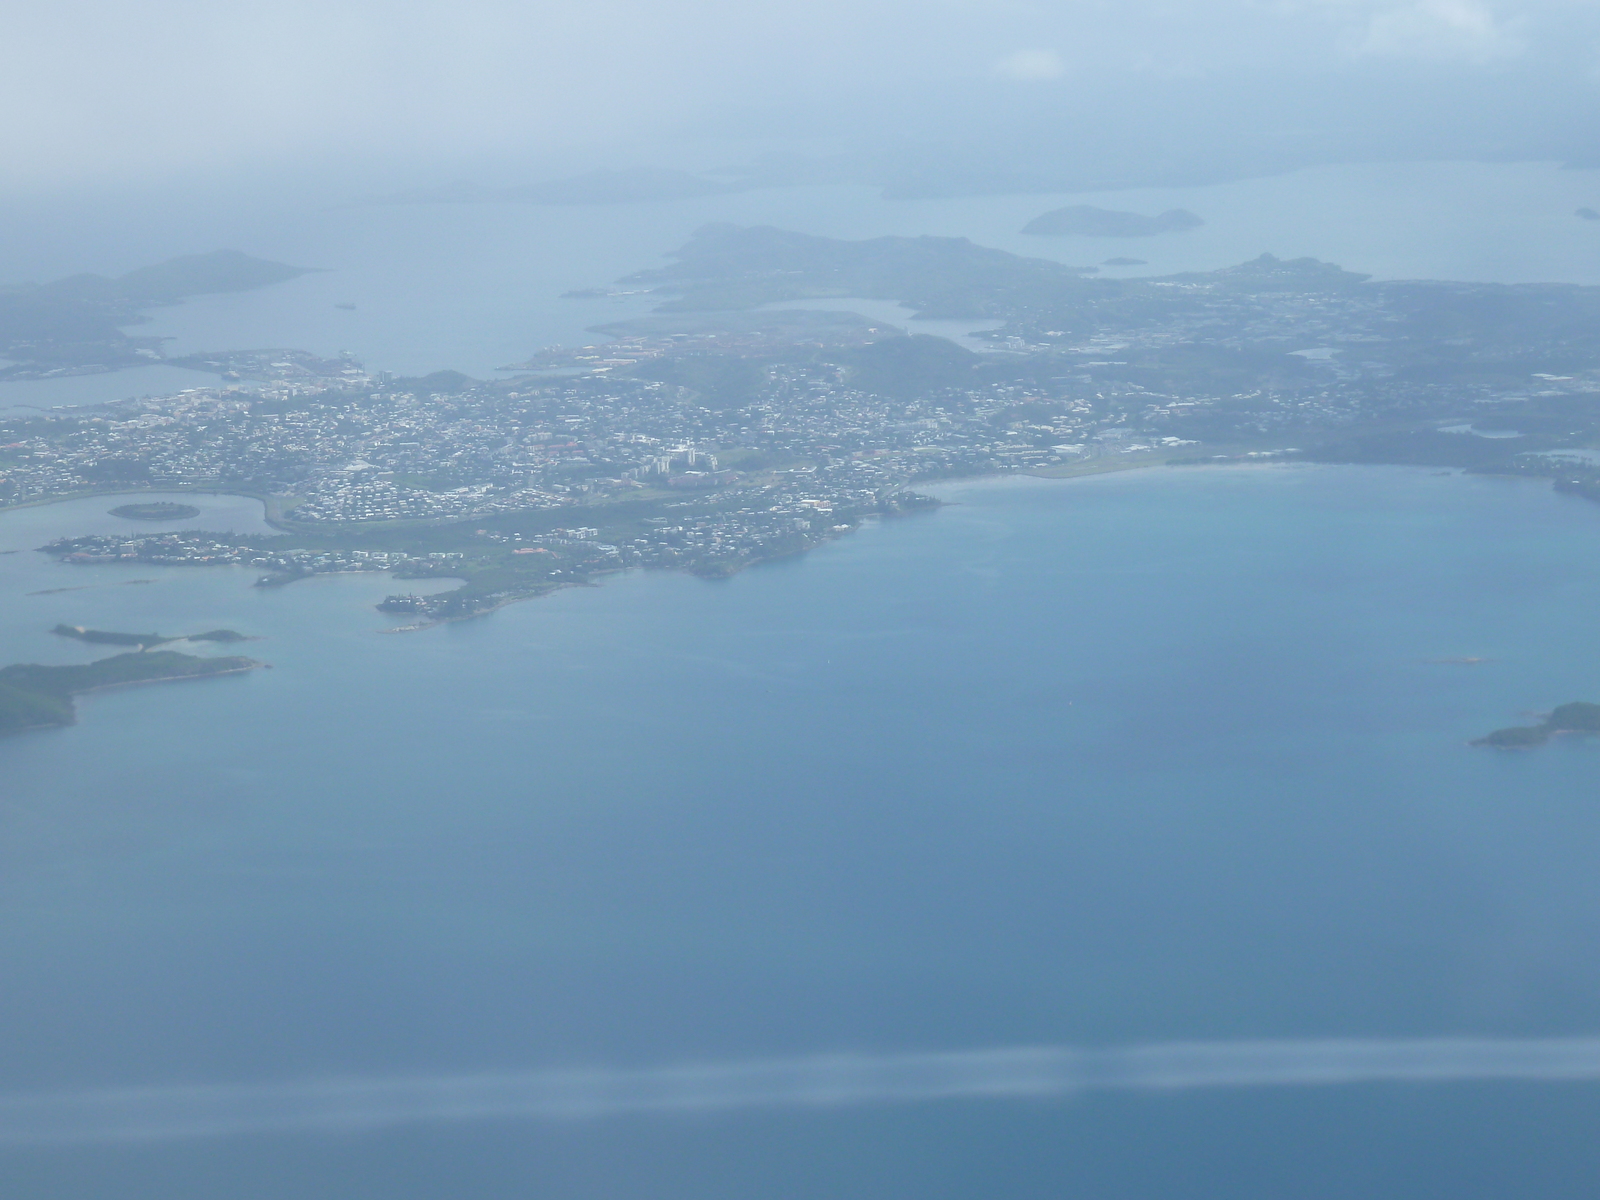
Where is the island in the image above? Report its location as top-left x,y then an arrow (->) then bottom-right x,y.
1472,702 -> 1600,747
0,650 -> 262,736
110,502 -> 201,521
1022,206 -> 1204,237
53,624 -> 252,648
1578,208 -> 1599,222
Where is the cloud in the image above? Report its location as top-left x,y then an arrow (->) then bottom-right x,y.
1359,1 -> 1526,61
3,0 -> 1595,189
5,1037 -> 1600,1144
996,48 -> 1067,80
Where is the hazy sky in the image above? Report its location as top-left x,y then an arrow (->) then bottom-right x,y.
5,0 -> 1600,191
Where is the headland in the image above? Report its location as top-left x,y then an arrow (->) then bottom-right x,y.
0,649 -> 262,736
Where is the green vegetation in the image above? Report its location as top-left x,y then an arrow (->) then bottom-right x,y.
0,650 -> 259,736
110,502 -> 201,520
630,354 -> 767,410
1472,702 -> 1600,747
831,335 -> 979,400
0,679 -> 73,733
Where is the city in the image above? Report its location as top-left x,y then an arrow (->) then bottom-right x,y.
8,232 -> 1600,622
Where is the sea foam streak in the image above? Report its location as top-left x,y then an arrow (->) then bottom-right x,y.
6,1038 -> 1600,1144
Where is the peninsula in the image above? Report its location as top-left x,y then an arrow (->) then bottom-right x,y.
1472,702 -> 1600,747
0,650 -> 262,736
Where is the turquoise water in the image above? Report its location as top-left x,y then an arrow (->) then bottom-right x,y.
5,465 -> 1600,1196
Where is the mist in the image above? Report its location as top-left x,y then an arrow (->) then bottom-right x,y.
6,0 -> 1600,203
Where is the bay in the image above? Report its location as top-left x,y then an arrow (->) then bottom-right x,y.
1,160 -> 1598,389
4,464 -> 1600,1196
0,366 -> 222,419
120,161 -> 1600,376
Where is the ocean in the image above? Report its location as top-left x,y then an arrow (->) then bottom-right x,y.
4,465 -> 1600,1197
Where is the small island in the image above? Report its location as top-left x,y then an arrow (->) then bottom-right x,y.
111,502 -> 200,521
0,650 -> 262,736
1472,701 -> 1600,747
1023,206 -> 1204,237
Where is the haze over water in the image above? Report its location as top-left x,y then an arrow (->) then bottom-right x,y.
3,158 -> 1600,417
6,465 -> 1600,1196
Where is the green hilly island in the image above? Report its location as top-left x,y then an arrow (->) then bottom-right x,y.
0,650 -> 260,736
1472,702 -> 1600,747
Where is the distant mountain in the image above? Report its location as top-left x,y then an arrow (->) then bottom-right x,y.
111,250 -> 313,302
616,222 -> 1098,316
31,250 -> 313,305
1022,206 -> 1204,237
0,251 -> 313,377
1166,252 -> 1371,292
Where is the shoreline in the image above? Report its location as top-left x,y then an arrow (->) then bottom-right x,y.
70,661 -> 265,695
378,582 -> 591,633
7,462 -> 1526,643
0,659 -> 265,739
8,464 -> 1572,646
375,507 -> 932,631
0,452 -> 1382,527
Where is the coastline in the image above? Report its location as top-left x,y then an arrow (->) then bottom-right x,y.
70,660 -> 264,695
0,658 -> 265,739
374,503 -> 946,631
6,461 -> 1559,647
378,582 -> 590,633
0,459 -> 1439,638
